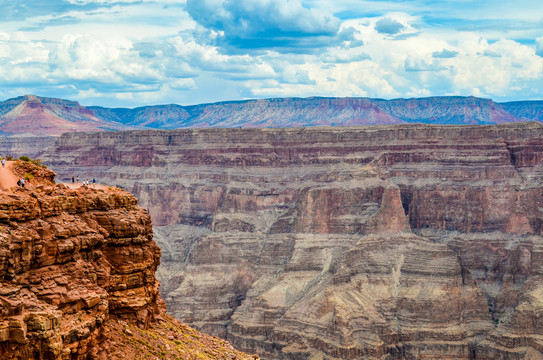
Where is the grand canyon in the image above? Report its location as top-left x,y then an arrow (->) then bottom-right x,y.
0,159 -> 258,359
3,0 -> 542,357
2,99 -> 543,359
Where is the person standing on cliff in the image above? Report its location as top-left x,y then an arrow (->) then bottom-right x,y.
1,158 -> 4,168
72,176 -> 74,183
92,178 -> 96,187
21,178 -> 25,188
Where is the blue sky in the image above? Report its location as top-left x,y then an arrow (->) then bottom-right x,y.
1,0 -> 543,107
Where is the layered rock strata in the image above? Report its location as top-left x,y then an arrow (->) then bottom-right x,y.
0,95 -> 133,136
2,122 -> 543,359
0,164 -> 258,360
0,182 -> 162,359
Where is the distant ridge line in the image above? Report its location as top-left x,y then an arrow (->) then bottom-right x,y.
0,94 -> 542,136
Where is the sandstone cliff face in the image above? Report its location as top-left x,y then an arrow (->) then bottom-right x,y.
3,123 -> 543,359
0,181 -> 162,359
0,165 -> 258,360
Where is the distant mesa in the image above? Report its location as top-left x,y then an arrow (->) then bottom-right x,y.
0,94 -> 542,137
0,95 -> 132,137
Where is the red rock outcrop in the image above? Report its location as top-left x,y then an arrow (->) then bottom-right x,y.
0,181 -> 162,359
3,122 -> 543,359
0,165 -> 259,360
270,180 -> 410,234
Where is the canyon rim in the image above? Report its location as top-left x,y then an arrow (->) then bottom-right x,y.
0,159 -> 258,359
1,121 -> 543,359
3,0 -> 543,358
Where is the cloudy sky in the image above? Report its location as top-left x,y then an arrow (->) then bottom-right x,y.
1,0 -> 543,107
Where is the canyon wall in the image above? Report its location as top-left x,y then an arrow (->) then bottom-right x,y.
2,123 -> 543,359
0,162 -> 257,360
0,176 -> 162,359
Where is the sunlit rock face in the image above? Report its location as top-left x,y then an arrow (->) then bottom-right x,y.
0,178 -> 163,359
0,163 -> 259,360
3,122 -> 543,359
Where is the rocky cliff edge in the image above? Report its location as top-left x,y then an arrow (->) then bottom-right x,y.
0,161 -> 258,360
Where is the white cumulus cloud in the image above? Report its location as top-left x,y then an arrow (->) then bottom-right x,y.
1,0 -> 543,106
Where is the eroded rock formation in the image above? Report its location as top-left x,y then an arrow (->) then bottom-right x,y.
2,122 -> 543,359
0,163 -> 258,360
0,180 -> 162,359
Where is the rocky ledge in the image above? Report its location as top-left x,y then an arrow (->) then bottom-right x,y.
0,163 -> 258,360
